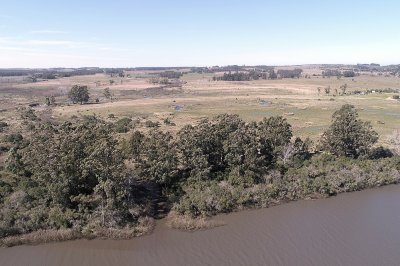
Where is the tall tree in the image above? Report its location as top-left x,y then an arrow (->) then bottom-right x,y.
257,116 -> 292,159
68,85 -> 90,104
103,87 -> 112,102
320,104 -> 378,158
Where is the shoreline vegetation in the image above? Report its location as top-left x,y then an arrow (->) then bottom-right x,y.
0,216 -> 154,247
1,103 -> 400,247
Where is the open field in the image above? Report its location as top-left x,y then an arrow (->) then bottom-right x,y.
1,67 -> 400,147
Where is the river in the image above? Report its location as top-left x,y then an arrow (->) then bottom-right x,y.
1,185 -> 400,266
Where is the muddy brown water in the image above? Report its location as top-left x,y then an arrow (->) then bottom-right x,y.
2,185 -> 400,266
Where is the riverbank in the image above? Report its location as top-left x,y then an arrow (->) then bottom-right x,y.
0,217 -> 154,248
172,155 -> 400,219
2,167 -> 399,248
2,184 -> 400,266
2,155 -> 400,247
2,105 -> 399,249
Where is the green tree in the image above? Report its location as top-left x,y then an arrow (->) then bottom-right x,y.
45,96 -> 56,106
223,122 -> 273,184
177,114 -> 243,181
128,130 -> 179,188
4,118 -> 131,230
324,86 -> 331,95
343,70 -> 355,77
269,69 -> 277,79
257,116 -> 292,159
320,104 -> 378,158
104,87 -> 112,102
340,84 -> 348,95
68,85 -> 90,104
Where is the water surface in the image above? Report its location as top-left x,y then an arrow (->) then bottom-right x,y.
1,185 -> 400,266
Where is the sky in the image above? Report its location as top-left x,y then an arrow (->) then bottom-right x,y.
0,0 -> 400,68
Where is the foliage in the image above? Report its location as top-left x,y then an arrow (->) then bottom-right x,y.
145,120 -> 160,128
115,117 -> 132,133
127,130 -> 179,187
174,155 -> 400,217
322,69 -> 341,77
0,117 -> 133,235
45,95 -> 56,106
0,122 -> 8,132
277,68 -> 303,78
213,71 -> 268,81
159,71 -> 183,79
320,104 -> 378,158
0,104 -> 398,242
103,87 -> 112,101
68,85 -> 90,104
2,134 -> 23,144
343,70 -> 356,77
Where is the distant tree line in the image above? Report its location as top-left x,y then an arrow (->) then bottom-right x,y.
276,68 -> 303,78
104,69 -> 125,77
0,70 -> 36,77
0,68 -> 103,78
159,71 -> 183,79
213,71 -> 267,81
0,68 -> 103,80
213,68 -> 303,81
343,70 -> 356,77
322,69 -> 356,78
190,67 -> 214,74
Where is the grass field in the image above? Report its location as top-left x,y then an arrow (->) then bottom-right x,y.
1,67 -> 399,147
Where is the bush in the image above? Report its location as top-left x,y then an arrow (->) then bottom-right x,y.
343,70 -> 356,77
174,155 -> 400,217
145,120 -> 160,128
0,122 -> 8,132
115,117 -> 132,133
3,134 -> 23,144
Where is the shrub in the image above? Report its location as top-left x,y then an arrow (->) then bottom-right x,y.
343,70 -> 355,77
145,120 -> 160,128
173,154 -> 400,217
0,122 -> 8,132
3,134 -> 23,144
115,117 -> 132,133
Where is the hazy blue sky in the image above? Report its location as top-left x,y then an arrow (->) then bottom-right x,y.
0,0 -> 399,67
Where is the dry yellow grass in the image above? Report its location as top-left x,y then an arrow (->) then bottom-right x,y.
166,211 -> 225,231
0,229 -> 82,247
0,217 -> 155,248
1,70 -> 400,144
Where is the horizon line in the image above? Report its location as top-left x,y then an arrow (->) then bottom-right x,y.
0,62 -> 397,70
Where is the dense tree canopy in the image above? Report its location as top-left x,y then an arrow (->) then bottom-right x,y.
320,104 -> 378,158
0,105 -> 396,242
1,117 -> 132,234
68,85 -> 90,104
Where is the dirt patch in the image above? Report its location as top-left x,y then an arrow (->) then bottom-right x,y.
119,86 -> 183,97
